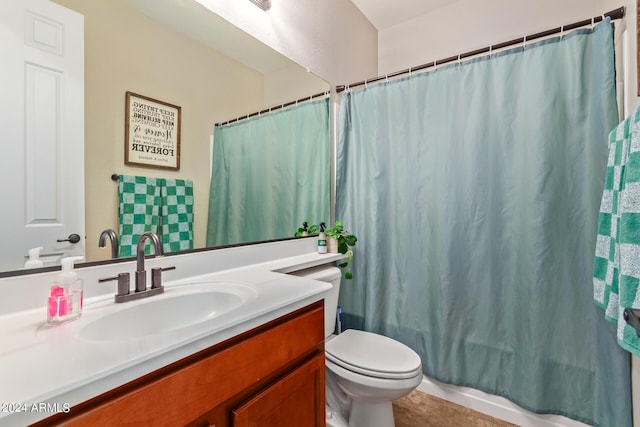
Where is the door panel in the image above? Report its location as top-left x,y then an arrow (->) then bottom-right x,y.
0,0 -> 84,270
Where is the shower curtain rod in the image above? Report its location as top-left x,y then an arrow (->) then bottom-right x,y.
336,6 -> 625,93
215,90 -> 329,126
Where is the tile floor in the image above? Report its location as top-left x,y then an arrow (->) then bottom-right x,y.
393,390 -> 518,427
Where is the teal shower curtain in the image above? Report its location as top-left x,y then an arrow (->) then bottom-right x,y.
207,98 -> 330,246
337,20 -> 631,426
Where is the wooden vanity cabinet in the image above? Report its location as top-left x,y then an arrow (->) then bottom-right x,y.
35,300 -> 325,427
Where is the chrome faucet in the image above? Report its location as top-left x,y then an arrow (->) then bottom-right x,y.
136,231 -> 163,292
98,228 -> 119,259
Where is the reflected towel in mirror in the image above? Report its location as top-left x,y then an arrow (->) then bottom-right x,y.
118,175 -> 162,257
161,178 -> 194,253
118,175 -> 194,257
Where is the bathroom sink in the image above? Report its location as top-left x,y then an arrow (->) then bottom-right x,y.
77,282 -> 257,342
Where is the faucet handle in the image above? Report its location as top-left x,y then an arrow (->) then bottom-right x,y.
151,266 -> 176,289
98,273 -> 130,298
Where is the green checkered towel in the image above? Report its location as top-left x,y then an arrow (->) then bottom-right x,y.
118,176 -> 194,257
118,175 -> 162,257
594,107 -> 640,356
161,179 -> 194,254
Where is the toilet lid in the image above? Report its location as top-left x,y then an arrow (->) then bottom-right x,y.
325,330 -> 422,380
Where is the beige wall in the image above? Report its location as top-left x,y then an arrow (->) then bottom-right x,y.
55,0 -> 266,261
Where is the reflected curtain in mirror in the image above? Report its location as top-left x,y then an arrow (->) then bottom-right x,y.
336,20 -> 631,426
207,98 -> 330,246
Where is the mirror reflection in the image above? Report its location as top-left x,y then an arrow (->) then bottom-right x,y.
1,0 -> 329,275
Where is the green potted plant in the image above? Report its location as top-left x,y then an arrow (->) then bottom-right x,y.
326,221 -> 357,280
295,221 -> 318,237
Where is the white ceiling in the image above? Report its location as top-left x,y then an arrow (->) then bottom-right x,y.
350,0 -> 458,30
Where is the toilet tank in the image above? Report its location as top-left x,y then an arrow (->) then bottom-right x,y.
290,265 -> 342,339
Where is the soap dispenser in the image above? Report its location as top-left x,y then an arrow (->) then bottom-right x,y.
318,222 -> 327,254
24,247 -> 44,268
47,256 -> 84,325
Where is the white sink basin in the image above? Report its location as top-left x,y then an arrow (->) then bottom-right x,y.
77,282 -> 257,342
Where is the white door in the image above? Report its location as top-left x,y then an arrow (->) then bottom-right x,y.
0,0 -> 84,270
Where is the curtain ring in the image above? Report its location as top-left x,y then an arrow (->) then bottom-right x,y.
560,25 -> 564,40
364,79 -> 368,89
385,74 -> 389,83
457,54 -> 461,65
434,60 -> 438,71
489,45 -> 492,57
591,17 -> 595,28
408,67 -> 412,77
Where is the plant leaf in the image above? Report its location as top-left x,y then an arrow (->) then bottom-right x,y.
345,272 -> 353,280
338,262 -> 348,268
338,241 -> 348,254
345,235 -> 357,246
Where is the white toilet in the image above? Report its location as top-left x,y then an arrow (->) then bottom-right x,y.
292,266 -> 423,427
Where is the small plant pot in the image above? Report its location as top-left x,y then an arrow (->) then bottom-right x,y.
328,237 -> 339,253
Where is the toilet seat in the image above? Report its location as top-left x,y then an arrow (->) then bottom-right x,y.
325,330 -> 422,380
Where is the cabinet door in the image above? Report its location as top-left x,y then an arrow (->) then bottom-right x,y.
232,353 -> 325,427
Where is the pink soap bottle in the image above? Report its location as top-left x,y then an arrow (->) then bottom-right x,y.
47,256 -> 84,325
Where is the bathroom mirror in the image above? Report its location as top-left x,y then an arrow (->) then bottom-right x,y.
0,0 -> 329,275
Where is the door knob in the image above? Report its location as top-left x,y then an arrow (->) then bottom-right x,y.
57,233 -> 81,244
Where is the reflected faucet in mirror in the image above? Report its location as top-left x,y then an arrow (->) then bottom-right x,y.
98,229 -> 119,259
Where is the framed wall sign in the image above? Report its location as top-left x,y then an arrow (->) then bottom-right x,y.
125,91 -> 181,170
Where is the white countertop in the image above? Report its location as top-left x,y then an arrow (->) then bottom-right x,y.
0,249 -> 344,426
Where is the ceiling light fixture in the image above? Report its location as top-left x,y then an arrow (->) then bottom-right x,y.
248,0 -> 271,11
